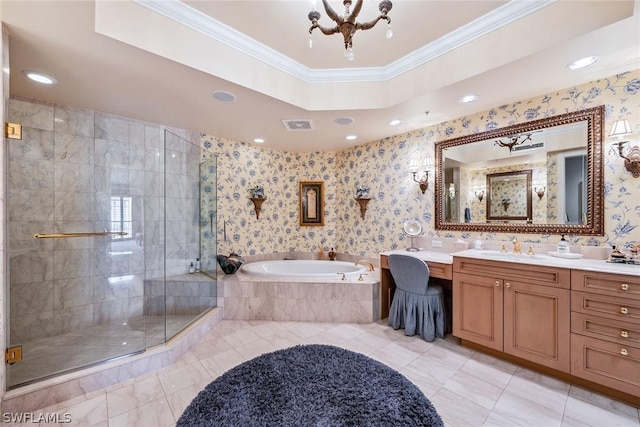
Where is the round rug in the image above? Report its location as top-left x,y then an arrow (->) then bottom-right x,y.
177,344 -> 444,426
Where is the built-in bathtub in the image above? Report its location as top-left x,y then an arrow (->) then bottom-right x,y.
241,260 -> 368,279
219,259 -> 380,323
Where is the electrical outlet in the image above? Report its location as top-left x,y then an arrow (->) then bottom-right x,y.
431,240 -> 442,248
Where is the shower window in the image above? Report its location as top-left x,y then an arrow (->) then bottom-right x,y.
110,196 -> 133,240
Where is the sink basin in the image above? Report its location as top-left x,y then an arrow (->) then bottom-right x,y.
479,250 -> 547,260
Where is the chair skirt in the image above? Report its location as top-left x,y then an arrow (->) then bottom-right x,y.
388,286 -> 445,342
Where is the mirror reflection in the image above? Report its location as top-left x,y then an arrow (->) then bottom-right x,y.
434,106 -> 604,235
486,170 -> 532,222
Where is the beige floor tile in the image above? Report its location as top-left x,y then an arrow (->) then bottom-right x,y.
108,398 -> 175,427
429,387 -> 492,427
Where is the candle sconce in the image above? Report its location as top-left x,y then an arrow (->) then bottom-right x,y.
409,157 -> 433,194
610,119 -> 640,178
533,186 -> 546,200
475,189 -> 485,202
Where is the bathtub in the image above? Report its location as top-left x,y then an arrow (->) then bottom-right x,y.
241,260 -> 368,278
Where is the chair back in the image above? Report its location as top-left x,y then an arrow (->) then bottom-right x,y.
388,254 -> 430,295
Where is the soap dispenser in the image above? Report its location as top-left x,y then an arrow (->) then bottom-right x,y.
557,235 -> 569,254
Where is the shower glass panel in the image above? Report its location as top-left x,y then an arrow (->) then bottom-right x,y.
5,100 -> 216,389
145,130 -> 217,344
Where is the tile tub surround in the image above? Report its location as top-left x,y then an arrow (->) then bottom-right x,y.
1,308 -> 223,414
144,272 -> 217,316
218,259 -> 380,323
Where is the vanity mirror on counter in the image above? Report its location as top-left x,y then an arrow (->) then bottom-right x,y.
434,105 -> 604,235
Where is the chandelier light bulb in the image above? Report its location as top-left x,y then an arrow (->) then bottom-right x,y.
386,24 -> 393,39
345,47 -> 355,61
309,34 -> 313,49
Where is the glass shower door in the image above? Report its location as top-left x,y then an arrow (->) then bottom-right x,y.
5,101 -> 155,388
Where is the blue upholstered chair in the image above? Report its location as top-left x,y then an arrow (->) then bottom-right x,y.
388,254 -> 445,342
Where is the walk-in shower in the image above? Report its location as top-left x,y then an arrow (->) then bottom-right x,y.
5,99 -> 217,389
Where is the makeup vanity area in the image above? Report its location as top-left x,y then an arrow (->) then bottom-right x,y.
380,247 -> 640,407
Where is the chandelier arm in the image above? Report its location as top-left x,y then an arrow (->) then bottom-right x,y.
347,0 -> 365,22
321,0 -> 342,23
355,15 -> 388,31
311,23 -> 340,36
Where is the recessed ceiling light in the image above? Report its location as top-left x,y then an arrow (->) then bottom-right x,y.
334,117 -> 354,125
388,119 -> 403,126
22,70 -> 57,85
253,138 -> 265,144
459,94 -> 478,104
211,90 -> 236,102
566,56 -> 599,71
345,135 -> 358,141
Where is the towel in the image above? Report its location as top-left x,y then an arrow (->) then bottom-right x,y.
464,207 -> 471,223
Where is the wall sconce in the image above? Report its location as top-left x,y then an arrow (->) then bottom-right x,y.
610,119 -> 640,178
533,186 -> 546,200
409,157 -> 433,194
448,183 -> 456,199
475,189 -> 485,202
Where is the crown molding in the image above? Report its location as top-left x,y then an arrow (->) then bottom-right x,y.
133,0 -> 555,84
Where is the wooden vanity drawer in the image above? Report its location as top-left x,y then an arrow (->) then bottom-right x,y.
381,255 -> 452,280
453,257 -> 570,289
571,270 -> 640,298
571,334 -> 640,396
571,312 -> 640,349
572,291 -> 640,324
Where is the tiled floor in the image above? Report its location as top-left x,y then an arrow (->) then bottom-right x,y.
6,320 -> 640,426
7,316 -> 197,388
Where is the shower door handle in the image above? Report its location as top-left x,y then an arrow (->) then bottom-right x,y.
34,231 -> 128,239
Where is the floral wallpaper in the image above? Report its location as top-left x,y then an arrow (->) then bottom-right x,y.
204,69 -> 640,258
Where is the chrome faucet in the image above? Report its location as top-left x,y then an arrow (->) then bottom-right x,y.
355,260 -> 375,271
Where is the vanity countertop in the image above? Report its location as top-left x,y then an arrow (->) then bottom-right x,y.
452,249 -> 640,277
380,250 -> 454,264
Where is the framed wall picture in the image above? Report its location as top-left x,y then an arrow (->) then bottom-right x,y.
299,181 -> 324,226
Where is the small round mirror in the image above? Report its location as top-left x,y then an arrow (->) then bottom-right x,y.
403,220 -> 422,251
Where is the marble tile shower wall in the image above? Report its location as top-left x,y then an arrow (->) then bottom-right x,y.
6,99 -> 201,343
204,70 -> 639,260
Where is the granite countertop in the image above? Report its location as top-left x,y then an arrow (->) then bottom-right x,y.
452,249 -> 640,277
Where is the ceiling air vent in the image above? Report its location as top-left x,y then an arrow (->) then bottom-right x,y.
512,141 -> 545,153
282,119 -> 314,131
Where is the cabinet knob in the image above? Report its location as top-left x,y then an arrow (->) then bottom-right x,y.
620,330 -> 629,338
495,281 -> 500,287
505,282 -> 511,288
621,283 -> 629,291
620,307 -> 628,315
620,348 -> 628,356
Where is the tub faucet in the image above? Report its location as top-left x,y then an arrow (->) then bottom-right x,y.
355,260 -> 374,271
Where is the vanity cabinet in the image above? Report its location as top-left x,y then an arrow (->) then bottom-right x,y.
453,257 -> 571,372
570,270 -> 640,396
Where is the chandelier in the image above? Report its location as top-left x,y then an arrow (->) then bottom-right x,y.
308,0 -> 393,61
494,133 -> 533,153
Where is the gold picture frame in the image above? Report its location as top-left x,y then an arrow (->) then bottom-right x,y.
299,181 -> 324,226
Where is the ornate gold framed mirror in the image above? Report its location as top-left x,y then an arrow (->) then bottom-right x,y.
434,105 -> 604,235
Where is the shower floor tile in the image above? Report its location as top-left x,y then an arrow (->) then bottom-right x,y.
7,315 -> 196,388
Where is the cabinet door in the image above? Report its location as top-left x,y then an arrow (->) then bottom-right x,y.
453,273 -> 503,351
504,281 -> 571,372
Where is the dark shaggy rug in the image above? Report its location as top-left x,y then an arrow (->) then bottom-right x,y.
177,344 -> 444,426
